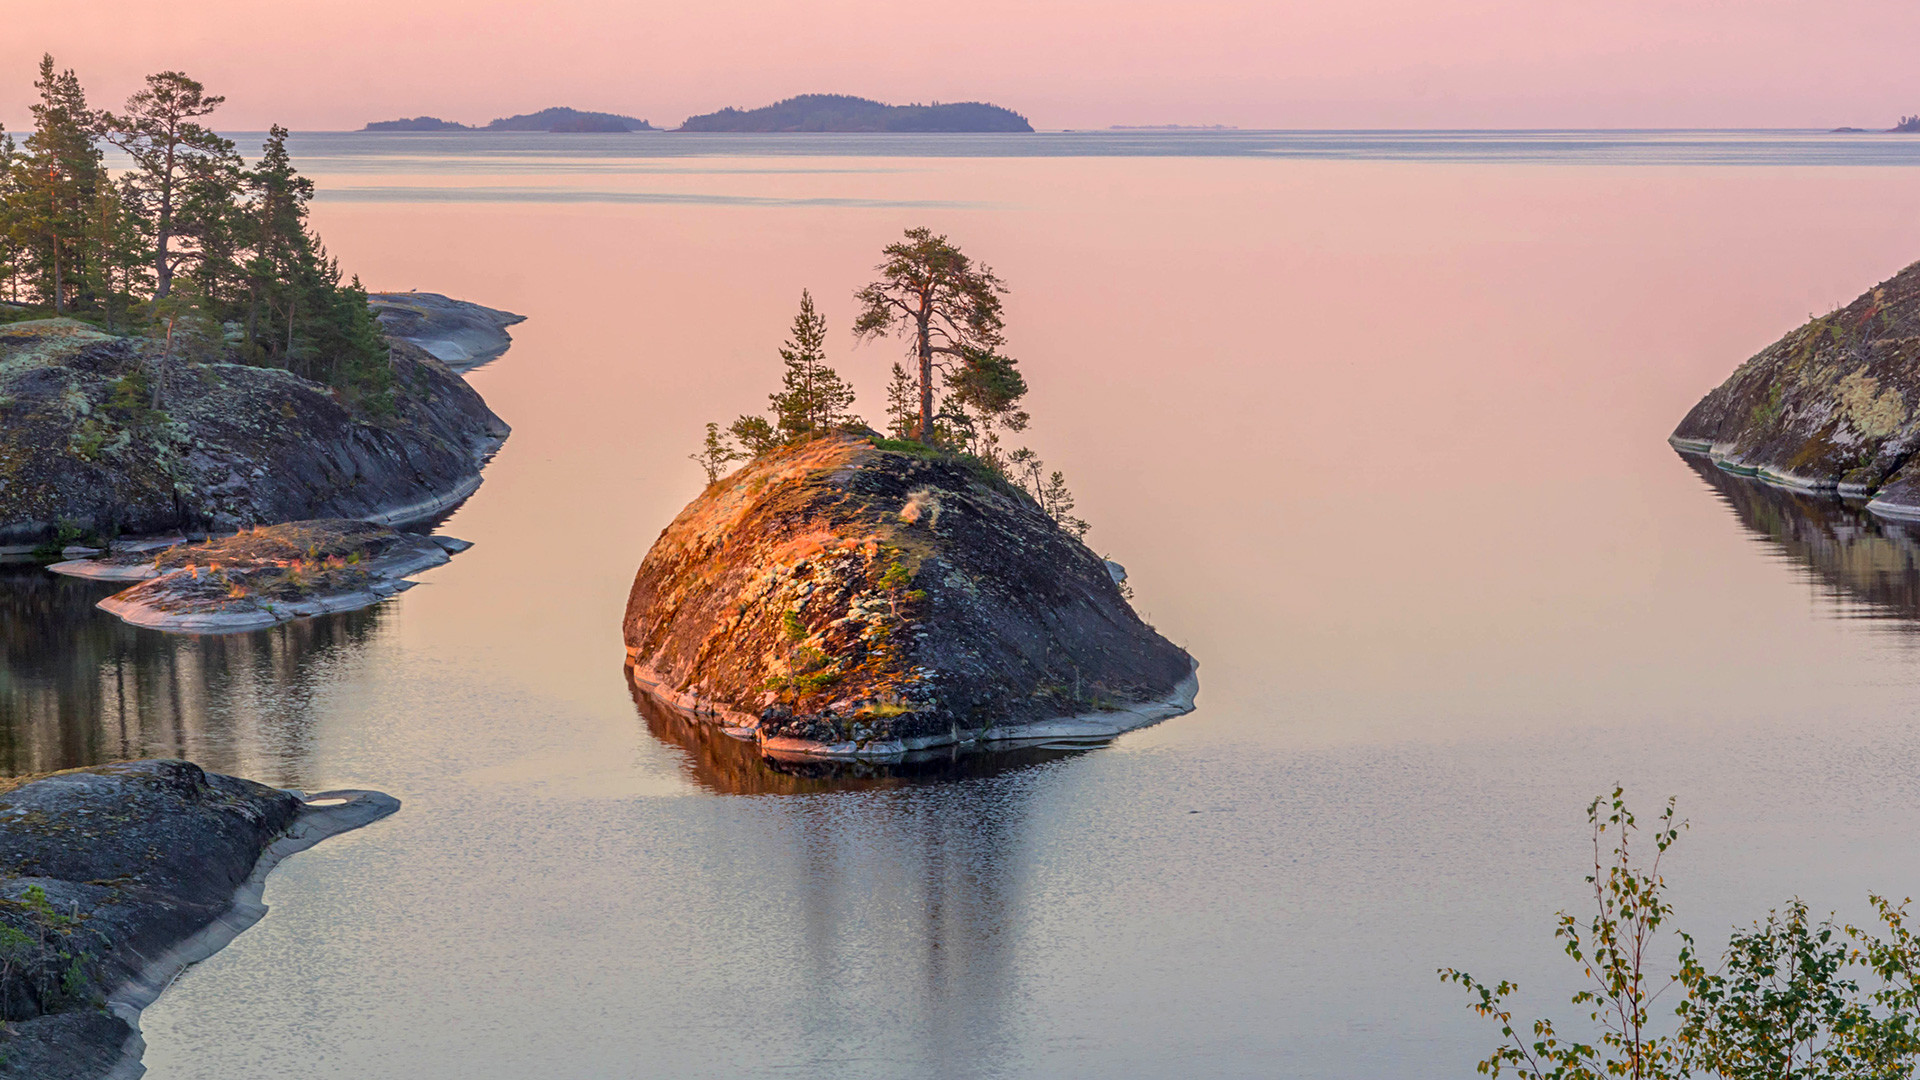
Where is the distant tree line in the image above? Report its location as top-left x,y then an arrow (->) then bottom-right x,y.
0,55 -> 389,411
692,227 -> 1089,538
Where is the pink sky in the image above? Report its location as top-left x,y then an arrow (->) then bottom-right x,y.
5,0 -> 1919,131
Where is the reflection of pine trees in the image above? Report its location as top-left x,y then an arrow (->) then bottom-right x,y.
0,569 -> 385,782
1683,455 -> 1920,622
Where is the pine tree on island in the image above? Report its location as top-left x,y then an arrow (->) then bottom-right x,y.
0,55 -> 390,413
694,228 -> 1091,539
728,289 -> 862,456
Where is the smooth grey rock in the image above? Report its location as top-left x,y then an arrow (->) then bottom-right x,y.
368,292 -> 525,372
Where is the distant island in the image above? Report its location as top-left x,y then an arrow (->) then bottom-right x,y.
364,115 -> 471,132
361,106 -> 653,133
1828,115 -> 1920,134
677,94 -> 1031,133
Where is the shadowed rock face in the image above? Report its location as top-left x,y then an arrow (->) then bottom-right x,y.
623,435 -> 1194,757
1672,259 -> 1920,519
368,292 -> 525,371
0,759 -> 397,1078
0,761 -> 297,1077
0,320 -> 508,552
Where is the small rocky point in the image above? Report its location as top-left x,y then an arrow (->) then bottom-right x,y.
367,292 -> 524,372
52,518 -> 465,633
1673,259 -> 1920,518
0,761 -> 352,1078
623,434 -> 1195,758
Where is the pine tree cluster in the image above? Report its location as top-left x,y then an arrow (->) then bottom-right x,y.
694,229 -> 1094,542
0,56 -> 391,414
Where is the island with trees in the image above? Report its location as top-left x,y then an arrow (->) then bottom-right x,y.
361,106 -> 653,132
677,94 -> 1032,133
626,228 -> 1193,763
0,55 -> 517,571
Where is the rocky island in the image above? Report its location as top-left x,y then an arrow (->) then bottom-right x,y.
0,760 -> 395,1079
624,434 -> 1196,760
1671,259 -> 1920,519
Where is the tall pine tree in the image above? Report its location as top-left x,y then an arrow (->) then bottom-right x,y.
768,289 -> 857,439
9,55 -> 103,314
98,71 -> 238,301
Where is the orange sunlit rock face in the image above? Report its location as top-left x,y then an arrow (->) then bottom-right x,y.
622,433 -> 1192,758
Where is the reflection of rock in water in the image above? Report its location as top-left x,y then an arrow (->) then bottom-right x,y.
0,567 -> 385,782
1684,454 -> 1920,621
629,677 -> 1088,796
631,673 -> 1041,1072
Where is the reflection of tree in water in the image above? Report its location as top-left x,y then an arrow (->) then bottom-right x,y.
1685,455 -> 1920,623
0,567 -> 386,784
631,675 -> 1079,1069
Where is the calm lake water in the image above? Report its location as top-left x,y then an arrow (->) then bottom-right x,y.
12,131 -> 1920,1077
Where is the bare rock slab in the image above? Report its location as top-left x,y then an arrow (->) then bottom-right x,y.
51,518 -> 462,633
368,292 -> 525,372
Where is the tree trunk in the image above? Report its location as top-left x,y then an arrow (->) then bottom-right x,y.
51,239 -> 64,315
153,223 -> 172,300
153,144 -> 176,300
916,314 -> 933,445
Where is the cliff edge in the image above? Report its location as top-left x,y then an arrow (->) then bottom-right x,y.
1672,259 -> 1920,519
622,434 -> 1195,760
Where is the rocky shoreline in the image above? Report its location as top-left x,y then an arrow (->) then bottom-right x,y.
623,434 -> 1196,761
0,295 -> 517,560
49,519 -> 469,633
368,292 -> 524,372
0,760 -> 396,1079
1672,259 -> 1920,519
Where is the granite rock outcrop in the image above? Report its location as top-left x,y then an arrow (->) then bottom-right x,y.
623,435 -> 1195,759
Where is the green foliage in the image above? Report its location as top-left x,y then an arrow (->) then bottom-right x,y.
884,360 -> 917,439
879,561 -> 913,592
0,63 -> 393,414
1008,447 -> 1090,538
724,290 -> 862,458
1751,383 -> 1785,428
729,414 -> 779,457
782,610 -> 807,641
768,289 -> 859,441
1443,790 -> 1920,1079
853,227 -> 1011,445
1442,789 -> 1696,1080
689,420 -> 745,484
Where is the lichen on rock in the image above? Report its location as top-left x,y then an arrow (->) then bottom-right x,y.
0,316 -> 509,558
1672,261 -> 1920,516
623,434 -> 1196,760
50,518 -> 464,633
